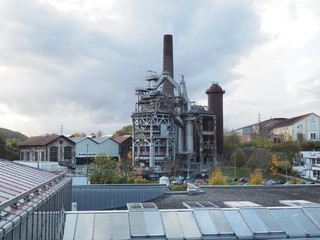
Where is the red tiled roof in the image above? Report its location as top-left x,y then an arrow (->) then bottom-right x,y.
112,135 -> 131,144
19,135 -> 61,146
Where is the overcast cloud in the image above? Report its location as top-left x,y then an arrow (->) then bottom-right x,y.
0,0 -> 319,136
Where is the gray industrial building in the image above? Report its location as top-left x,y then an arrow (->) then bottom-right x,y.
132,35 -> 225,177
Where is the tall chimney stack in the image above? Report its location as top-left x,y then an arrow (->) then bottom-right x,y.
162,34 -> 174,96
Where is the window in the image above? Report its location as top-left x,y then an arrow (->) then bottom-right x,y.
20,152 -> 24,160
40,152 -> 44,161
26,152 -> 30,161
50,146 -> 58,161
297,133 -> 304,141
35,151 -> 38,161
311,133 -> 316,140
64,146 -> 72,160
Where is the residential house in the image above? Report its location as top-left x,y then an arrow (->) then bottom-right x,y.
295,151 -> 320,181
271,113 -> 320,142
227,118 -> 286,142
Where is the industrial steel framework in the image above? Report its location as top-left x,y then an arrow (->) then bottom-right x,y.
132,71 -> 217,176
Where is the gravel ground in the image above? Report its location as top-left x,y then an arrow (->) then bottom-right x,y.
147,185 -> 320,209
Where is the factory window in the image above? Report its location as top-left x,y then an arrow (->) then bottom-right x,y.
40,151 -> 44,161
50,146 -> 58,161
64,146 -> 72,159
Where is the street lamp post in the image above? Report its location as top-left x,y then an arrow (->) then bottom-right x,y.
234,155 -> 236,179
285,154 -> 288,183
86,144 -> 89,184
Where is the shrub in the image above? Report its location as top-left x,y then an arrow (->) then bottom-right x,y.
209,168 -> 227,185
248,169 -> 263,185
133,176 -> 149,184
171,184 -> 187,191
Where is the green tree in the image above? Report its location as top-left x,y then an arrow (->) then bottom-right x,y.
113,125 -> 132,137
89,153 -> 120,184
209,168 -> 227,185
247,151 -> 259,171
231,147 -> 246,168
224,133 -> 241,149
248,169 -> 263,185
277,160 -> 292,175
0,132 -> 6,158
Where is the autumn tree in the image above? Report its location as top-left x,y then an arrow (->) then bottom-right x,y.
117,151 -> 135,182
270,155 -> 279,178
209,168 -> 227,185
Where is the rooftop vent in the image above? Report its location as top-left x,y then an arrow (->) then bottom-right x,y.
183,201 -> 218,209
127,202 -> 158,211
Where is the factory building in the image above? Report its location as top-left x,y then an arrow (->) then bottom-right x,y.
132,35 -> 224,176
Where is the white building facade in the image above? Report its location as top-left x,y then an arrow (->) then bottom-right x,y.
295,151 -> 320,181
272,113 -> 320,142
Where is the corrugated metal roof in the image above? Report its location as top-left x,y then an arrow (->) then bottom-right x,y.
64,206 -> 320,240
0,159 -> 60,207
0,159 -> 71,234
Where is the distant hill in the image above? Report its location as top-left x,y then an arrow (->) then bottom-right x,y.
0,128 -> 27,139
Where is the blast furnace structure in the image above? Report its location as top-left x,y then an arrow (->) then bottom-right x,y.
132,35 -> 224,176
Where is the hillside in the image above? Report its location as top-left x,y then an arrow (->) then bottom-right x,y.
0,127 -> 27,139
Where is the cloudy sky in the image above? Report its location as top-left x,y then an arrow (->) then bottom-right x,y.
0,0 -> 319,137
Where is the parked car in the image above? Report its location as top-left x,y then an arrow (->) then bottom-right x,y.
196,179 -> 207,185
263,179 -> 281,185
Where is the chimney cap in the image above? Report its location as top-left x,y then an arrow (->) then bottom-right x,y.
206,83 -> 225,94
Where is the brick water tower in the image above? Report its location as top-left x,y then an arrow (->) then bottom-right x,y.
206,83 -> 225,155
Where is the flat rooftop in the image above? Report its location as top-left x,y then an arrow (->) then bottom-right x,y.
147,185 -> 320,209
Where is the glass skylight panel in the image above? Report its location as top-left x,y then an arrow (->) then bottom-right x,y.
269,208 -> 306,238
63,214 -> 78,240
74,214 -> 94,240
144,211 -> 165,236
193,210 -> 218,235
93,212 -> 130,240
223,209 -> 253,238
161,211 -> 184,240
129,211 -> 148,236
177,211 -> 201,239
112,212 -> 130,240
286,208 -> 320,237
239,209 -> 268,234
208,209 -> 233,235
254,208 -> 283,233
303,207 -> 320,227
